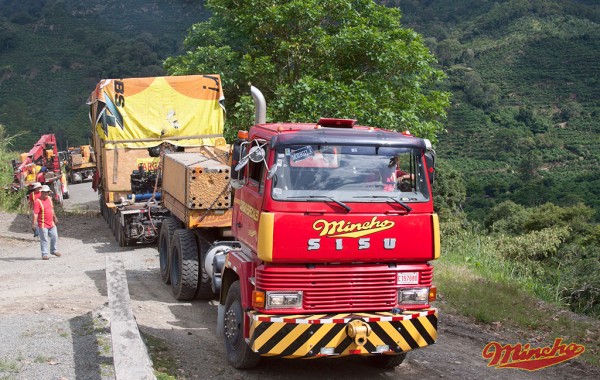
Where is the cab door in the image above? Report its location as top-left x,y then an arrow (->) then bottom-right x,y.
233,144 -> 267,252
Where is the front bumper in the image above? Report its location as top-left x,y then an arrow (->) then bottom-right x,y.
247,308 -> 438,358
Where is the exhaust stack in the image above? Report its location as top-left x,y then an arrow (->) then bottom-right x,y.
250,86 -> 266,125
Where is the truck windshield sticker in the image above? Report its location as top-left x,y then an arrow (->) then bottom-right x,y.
290,146 -> 314,163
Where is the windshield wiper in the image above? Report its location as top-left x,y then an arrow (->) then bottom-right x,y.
353,195 -> 412,212
288,195 -> 352,212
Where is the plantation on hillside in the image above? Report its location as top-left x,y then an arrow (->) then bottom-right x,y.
0,0 -> 208,150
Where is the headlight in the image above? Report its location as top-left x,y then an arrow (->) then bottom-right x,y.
398,287 -> 430,305
266,291 -> 303,309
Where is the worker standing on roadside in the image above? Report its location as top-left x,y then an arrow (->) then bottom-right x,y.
27,182 -> 43,209
32,185 -> 61,260
27,182 -> 43,237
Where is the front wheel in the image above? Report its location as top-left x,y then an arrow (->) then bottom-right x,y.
223,281 -> 261,369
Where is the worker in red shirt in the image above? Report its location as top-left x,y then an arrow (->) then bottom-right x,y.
32,185 -> 61,260
36,166 -> 48,184
27,182 -> 43,208
27,182 -> 43,237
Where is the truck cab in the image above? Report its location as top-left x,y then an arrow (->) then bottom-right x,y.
216,116 -> 439,368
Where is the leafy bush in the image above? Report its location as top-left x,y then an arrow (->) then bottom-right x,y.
0,124 -> 26,212
550,244 -> 600,316
497,226 -> 571,261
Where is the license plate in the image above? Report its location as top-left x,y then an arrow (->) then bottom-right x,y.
397,272 -> 419,285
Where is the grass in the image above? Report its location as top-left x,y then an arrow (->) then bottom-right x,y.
33,355 -> 53,364
436,230 -> 600,366
142,333 -> 178,380
0,358 -> 20,373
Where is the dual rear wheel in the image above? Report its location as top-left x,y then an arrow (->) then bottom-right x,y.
159,220 -> 216,301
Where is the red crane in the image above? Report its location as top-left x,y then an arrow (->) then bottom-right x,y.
13,134 -> 68,205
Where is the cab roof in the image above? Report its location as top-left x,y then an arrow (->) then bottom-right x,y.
249,122 -> 427,150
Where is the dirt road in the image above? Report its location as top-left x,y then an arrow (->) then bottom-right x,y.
0,182 -> 598,379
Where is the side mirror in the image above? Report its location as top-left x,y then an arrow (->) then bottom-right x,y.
425,151 -> 436,185
249,146 -> 265,163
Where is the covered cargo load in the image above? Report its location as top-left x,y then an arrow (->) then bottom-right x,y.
88,74 -> 225,195
89,75 -> 227,246
88,75 -> 225,149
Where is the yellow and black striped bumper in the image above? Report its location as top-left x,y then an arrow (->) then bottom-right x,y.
248,308 -> 438,358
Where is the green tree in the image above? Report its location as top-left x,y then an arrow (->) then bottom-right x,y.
432,159 -> 466,217
0,21 -> 17,52
165,0 -> 450,142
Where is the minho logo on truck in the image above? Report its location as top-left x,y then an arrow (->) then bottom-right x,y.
312,216 -> 394,238
308,217 -> 396,251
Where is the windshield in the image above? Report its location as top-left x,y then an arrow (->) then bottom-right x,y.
271,145 -> 430,202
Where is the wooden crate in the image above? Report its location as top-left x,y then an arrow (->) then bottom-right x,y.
162,152 -> 231,210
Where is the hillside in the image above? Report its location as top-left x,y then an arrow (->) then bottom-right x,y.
1,0 -> 600,219
0,0 -> 208,150
396,0 -> 600,220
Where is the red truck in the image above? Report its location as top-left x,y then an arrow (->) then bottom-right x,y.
13,134 -> 69,204
160,86 -> 439,369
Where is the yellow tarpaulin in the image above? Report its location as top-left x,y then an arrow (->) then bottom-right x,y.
88,75 -> 225,149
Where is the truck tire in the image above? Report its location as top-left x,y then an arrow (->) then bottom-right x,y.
223,281 -> 261,369
195,230 -> 216,299
367,353 -> 406,368
170,229 -> 199,300
158,217 -> 183,284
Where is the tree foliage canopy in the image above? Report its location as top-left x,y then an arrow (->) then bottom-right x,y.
165,0 -> 450,142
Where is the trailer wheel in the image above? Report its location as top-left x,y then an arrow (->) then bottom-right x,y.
223,281 -> 261,369
367,353 -> 406,368
158,217 -> 183,284
170,229 -> 199,300
195,230 -> 216,299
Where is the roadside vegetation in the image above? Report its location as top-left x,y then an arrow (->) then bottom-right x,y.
436,219 -> 600,365
0,124 -> 26,212
434,160 -> 600,365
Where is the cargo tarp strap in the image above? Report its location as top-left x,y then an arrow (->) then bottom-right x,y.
113,147 -> 118,184
103,134 -> 223,145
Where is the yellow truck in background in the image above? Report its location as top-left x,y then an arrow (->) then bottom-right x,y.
65,145 -> 97,183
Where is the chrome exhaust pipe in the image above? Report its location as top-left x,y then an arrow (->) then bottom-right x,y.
250,85 -> 266,125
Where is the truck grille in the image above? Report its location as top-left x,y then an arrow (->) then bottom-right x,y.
255,265 -> 433,313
